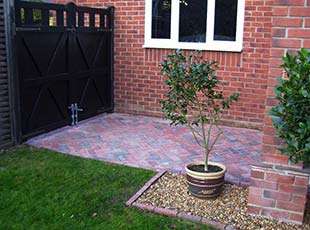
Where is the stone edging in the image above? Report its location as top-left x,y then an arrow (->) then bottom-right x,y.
126,170 -> 166,206
126,170 -> 236,230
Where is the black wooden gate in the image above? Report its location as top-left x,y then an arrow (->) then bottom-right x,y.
14,1 -> 114,139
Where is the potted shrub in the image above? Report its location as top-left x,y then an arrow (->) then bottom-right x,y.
270,48 -> 310,165
160,51 -> 239,198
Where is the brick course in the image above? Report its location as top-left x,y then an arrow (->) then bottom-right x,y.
248,165 -> 309,224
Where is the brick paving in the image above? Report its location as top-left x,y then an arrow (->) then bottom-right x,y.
27,113 -> 262,185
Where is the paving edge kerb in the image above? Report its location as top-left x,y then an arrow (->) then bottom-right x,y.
125,170 -> 166,206
125,171 -> 236,230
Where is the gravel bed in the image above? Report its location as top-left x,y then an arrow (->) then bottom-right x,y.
137,172 -> 310,230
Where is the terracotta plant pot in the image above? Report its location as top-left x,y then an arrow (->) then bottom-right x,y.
185,162 -> 226,199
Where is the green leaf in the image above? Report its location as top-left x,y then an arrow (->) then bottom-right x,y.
271,48 -> 310,164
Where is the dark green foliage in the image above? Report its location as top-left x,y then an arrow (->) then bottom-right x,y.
270,48 -> 310,164
160,50 -> 239,171
0,146 -> 211,229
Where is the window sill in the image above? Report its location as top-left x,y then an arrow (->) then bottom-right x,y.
143,41 -> 243,53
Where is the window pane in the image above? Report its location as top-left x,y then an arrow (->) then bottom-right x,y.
214,0 -> 238,41
179,0 -> 207,43
152,0 -> 171,39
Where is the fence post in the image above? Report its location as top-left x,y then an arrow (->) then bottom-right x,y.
109,6 -> 115,112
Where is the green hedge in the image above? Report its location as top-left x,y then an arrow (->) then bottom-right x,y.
270,48 -> 310,165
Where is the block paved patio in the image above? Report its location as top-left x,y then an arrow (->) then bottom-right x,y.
27,113 -> 262,185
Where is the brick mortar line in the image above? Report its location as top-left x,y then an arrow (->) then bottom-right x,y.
250,176 -> 308,186
251,165 -> 310,177
126,170 -> 166,206
247,203 -> 305,215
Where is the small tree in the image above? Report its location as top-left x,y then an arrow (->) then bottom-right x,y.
161,51 -> 239,171
270,48 -> 310,165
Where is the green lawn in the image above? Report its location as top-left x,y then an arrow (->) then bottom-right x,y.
0,146 -> 210,229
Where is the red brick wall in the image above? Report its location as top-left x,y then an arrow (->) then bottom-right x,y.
262,0 -> 310,167
248,165 -> 309,224
69,0 -> 274,130
248,1 -> 310,224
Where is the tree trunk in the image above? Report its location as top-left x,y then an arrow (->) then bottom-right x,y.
204,148 -> 209,172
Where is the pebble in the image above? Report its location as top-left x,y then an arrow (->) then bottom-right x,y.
137,173 -> 310,230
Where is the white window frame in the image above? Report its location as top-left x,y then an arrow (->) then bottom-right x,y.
144,0 -> 245,52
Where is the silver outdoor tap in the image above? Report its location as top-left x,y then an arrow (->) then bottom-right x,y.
74,103 -> 83,125
68,103 -> 83,126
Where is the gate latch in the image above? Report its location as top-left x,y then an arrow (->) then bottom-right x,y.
68,103 -> 83,126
